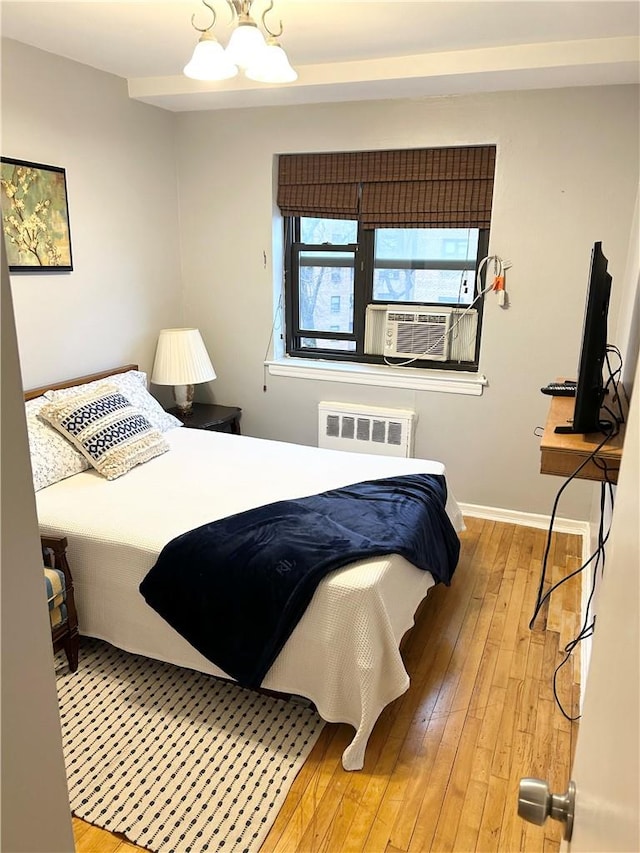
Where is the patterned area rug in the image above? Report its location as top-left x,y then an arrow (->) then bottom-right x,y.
56,638 -> 325,853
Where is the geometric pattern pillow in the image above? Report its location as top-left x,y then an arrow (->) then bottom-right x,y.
39,384 -> 169,481
44,369 -> 182,433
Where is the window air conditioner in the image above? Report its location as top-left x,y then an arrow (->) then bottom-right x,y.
384,307 -> 452,361
365,304 -> 478,362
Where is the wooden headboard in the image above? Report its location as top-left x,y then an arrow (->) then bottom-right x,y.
24,364 -> 139,401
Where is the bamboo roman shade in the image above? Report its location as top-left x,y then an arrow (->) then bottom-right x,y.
277,145 -> 496,229
277,153 -> 361,219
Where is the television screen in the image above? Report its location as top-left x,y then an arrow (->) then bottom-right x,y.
556,242 -> 611,435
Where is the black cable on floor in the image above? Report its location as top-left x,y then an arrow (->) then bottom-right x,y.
528,424 -> 616,632
552,478 -> 614,721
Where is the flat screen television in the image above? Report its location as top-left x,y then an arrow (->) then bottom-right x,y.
556,241 -> 612,435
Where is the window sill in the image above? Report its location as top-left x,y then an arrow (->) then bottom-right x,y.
266,358 -> 487,396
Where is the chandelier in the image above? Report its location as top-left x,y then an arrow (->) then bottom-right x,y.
184,0 -> 297,84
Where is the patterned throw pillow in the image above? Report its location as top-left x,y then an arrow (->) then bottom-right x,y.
44,370 -> 181,433
39,384 -> 169,481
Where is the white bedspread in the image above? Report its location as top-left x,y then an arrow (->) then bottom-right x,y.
37,428 -> 464,770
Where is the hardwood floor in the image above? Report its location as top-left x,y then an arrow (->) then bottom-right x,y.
73,517 -> 582,853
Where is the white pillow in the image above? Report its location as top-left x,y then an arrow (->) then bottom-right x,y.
44,370 -> 181,433
26,397 -> 90,491
39,384 -> 169,481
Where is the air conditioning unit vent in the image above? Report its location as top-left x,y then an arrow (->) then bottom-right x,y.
365,304 -> 478,362
318,402 -> 416,458
385,307 -> 451,361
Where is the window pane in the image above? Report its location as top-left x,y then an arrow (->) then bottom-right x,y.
373,228 -> 479,305
301,338 -> 357,352
299,251 -> 354,332
300,217 -> 358,244
375,228 -> 478,261
373,269 -> 475,305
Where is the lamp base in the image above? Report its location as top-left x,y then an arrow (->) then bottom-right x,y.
173,384 -> 195,414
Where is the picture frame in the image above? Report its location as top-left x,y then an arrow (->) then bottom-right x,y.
0,156 -> 73,272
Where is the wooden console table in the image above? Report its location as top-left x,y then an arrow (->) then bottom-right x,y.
540,393 -> 625,483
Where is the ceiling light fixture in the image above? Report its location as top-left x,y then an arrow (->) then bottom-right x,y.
184,0 -> 297,84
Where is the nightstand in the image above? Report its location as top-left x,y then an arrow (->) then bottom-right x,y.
169,402 -> 242,435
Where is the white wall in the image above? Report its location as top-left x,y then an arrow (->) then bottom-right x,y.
614,185 -> 640,395
586,184 -> 639,626
175,86 -> 639,519
1,39 -> 184,389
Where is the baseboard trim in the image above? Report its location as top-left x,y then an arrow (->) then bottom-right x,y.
579,533 -> 594,707
459,501 -> 593,706
459,502 -> 591,538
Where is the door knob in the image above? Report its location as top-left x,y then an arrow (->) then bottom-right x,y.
518,777 -> 576,841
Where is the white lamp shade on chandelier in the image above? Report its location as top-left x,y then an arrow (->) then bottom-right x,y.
184,0 -> 297,84
245,37 -> 298,83
151,328 -> 216,414
225,19 -> 266,69
183,32 -> 238,81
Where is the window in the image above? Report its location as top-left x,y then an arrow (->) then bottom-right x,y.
372,228 -> 480,305
279,146 -> 496,371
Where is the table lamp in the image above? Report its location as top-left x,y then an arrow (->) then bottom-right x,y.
151,328 -> 216,414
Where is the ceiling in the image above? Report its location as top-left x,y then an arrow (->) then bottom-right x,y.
2,1 -> 639,112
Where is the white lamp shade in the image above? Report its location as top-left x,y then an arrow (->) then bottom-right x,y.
245,41 -> 297,83
184,34 -> 238,81
151,328 -> 216,386
225,21 -> 267,69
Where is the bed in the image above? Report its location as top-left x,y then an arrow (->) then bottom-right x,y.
27,365 -> 464,771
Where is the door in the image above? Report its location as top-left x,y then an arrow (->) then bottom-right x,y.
567,358 -> 639,851
520,357 -> 639,849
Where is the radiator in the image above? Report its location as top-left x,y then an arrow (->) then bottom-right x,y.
318,401 -> 416,458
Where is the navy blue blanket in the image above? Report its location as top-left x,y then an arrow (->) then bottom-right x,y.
139,473 -> 460,688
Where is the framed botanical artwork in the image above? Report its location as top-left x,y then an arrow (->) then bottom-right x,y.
0,156 -> 73,272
